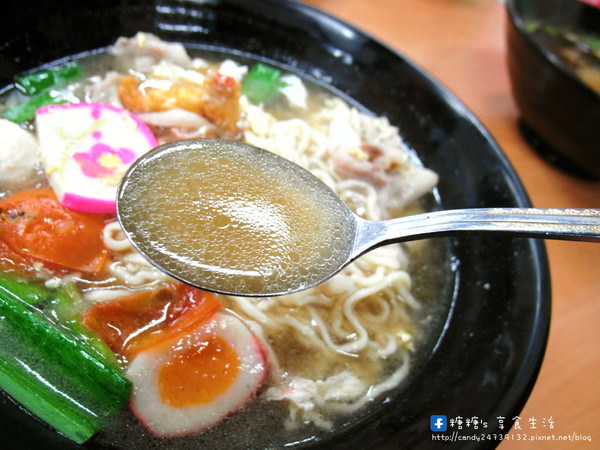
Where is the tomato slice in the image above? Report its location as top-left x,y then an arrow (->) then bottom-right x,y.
82,284 -> 223,360
0,188 -> 109,273
0,239 -> 34,276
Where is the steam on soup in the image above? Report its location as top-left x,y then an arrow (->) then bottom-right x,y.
0,33 -> 441,447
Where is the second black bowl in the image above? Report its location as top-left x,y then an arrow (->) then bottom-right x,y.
506,0 -> 600,178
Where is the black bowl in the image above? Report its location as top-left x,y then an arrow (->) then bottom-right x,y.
506,0 -> 600,178
0,1 -> 550,449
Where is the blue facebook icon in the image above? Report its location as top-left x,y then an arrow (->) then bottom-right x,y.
430,415 -> 447,432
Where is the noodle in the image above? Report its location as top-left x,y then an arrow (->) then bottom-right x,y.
92,90 -> 426,426
103,220 -> 132,251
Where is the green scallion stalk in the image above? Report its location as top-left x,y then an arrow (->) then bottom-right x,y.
15,63 -> 83,96
0,275 -> 52,306
2,91 -> 66,123
0,285 -> 131,443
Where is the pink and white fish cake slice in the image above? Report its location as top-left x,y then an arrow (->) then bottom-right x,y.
36,102 -> 157,213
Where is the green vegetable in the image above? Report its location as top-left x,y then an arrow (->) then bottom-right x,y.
2,63 -> 82,123
16,63 -> 83,96
48,282 -> 121,369
2,90 -> 66,123
0,275 -> 119,369
577,34 -> 600,54
0,275 -> 53,306
0,281 -> 131,443
242,63 -> 288,104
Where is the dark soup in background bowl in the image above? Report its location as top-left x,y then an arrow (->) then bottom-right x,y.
0,0 -> 549,448
506,0 -> 600,178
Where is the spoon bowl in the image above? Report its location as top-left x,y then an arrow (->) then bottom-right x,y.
117,138 -> 600,297
117,139 -> 358,297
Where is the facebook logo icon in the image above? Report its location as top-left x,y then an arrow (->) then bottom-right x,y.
430,415 -> 447,432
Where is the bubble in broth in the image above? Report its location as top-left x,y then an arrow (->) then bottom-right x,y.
118,139 -> 357,296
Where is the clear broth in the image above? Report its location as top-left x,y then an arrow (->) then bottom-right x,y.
118,140 -> 356,296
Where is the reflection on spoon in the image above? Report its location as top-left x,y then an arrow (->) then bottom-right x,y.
117,139 -> 600,297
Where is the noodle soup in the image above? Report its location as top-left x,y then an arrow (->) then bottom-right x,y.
0,33 -> 451,448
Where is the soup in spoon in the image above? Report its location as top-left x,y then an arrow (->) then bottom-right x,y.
117,138 -> 357,296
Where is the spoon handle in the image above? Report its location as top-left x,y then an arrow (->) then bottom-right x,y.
355,208 -> 600,254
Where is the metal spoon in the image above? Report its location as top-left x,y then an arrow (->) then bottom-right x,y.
116,139 -> 600,297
